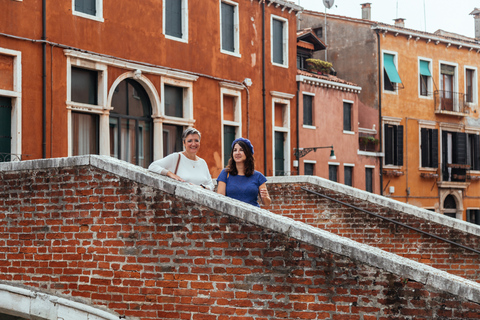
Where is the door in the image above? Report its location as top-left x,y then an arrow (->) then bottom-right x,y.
110,79 -> 153,168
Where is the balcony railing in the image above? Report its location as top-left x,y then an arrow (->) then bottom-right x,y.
442,163 -> 470,183
0,153 -> 23,162
434,90 -> 467,115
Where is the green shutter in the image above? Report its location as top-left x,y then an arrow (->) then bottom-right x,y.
303,95 -> 312,126
0,97 -> 12,158
166,0 -> 182,38
419,60 -> 432,76
223,126 -> 235,167
383,53 -> 402,84
221,2 -> 235,52
274,132 -> 285,175
272,19 -> 284,64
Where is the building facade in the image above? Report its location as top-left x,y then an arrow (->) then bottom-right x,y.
0,0 -> 301,178
295,29 -> 381,193
300,6 -> 480,221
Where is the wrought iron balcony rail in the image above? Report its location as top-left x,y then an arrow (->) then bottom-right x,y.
434,90 -> 466,115
0,153 -> 24,162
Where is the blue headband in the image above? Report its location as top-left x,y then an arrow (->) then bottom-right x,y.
231,137 -> 254,154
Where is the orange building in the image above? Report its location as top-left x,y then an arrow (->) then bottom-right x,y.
300,6 -> 480,221
0,0 -> 301,178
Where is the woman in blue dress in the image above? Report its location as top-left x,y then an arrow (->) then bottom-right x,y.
217,137 -> 271,207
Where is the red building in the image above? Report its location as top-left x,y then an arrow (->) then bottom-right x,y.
295,29 -> 380,193
0,0 -> 301,178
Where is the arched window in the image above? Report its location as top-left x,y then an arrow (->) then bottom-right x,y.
443,194 -> 457,218
110,79 -> 152,168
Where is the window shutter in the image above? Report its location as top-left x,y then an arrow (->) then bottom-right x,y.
421,128 -> 428,167
0,97 -> 12,156
431,129 -> 438,168
166,0 -> 182,38
303,95 -> 312,126
272,19 -> 284,64
455,132 -> 467,165
396,125 -> 404,166
473,135 -> 480,170
221,2 -> 235,52
384,124 -> 393,165
75,0 -> 84,12
343,102 -> 351,131
274,132 -> 285,176
85,0 -> 96,15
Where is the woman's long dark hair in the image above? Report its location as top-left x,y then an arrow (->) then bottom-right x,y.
226,141 -> 255,177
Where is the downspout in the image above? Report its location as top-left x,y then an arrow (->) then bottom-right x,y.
262,2 -> 267,174
376,29 -> 383,195
296,80 -> 300,175
42,0 -> 47,158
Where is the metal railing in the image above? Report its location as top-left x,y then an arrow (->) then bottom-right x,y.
434,90 -> 466,114
301,187 -> 480,255
0,153 -> 24,162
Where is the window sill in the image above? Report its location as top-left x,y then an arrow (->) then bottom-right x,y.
220,50 -> 241,58
73,11 -> 104,22
272,61 -> 289,69
302,125 -> 316,130
343,130 -> 354,135
357,150 -> 384,157
164,34 -> 188,44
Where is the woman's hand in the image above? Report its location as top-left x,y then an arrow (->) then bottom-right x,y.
166,171 -> 185,182
259,184 -> 271,206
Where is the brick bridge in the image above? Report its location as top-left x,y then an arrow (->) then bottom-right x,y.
1,155 -> 480,320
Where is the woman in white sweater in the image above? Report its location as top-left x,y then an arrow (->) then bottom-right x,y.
148,128 -> 214,190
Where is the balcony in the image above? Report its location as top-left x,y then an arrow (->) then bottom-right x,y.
0,153 -> 23,162
434,90 -> 467,116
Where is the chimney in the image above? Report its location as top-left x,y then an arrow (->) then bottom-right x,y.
394,18 -> 405,28
361,3 -> 371,20
471,8 -> 480,39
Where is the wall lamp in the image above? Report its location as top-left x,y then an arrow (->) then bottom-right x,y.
294,145 -> 336,160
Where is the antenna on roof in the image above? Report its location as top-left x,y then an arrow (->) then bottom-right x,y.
322,0 -> 334,61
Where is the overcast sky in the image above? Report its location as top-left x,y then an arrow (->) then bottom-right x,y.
296,0 -> 478,39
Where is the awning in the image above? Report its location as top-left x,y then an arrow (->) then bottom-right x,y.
419,60 -> 432,77
384,53 -> 402,84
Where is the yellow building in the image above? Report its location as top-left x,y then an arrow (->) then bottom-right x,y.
301,7 -> 480,222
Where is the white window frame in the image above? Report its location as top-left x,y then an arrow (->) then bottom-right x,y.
271,91 -> 293,176
382,50 -> 400,95
270,15 -> 288,68
72,0 -> 104,22
219,0 -> 240,57
0,47 -> 22,158
464,65 -> 478,107
66,54 -> 108,157
438,60 -> 459,111
220,82 -> 243,166
163,0 -> 189,43
418,57 -> 433,99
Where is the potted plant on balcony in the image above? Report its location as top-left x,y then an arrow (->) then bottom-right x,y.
359,136 -> 379,151
306,58 -> 332,75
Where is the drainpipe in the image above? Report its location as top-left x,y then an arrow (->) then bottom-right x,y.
42,0 -> 47,158
262,2 -> 267,174
376,29 -> 383,195
296,80 -> 300,175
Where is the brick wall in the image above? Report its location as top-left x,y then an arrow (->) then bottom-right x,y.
1,156 -> 480,320
267,180 -> 480,283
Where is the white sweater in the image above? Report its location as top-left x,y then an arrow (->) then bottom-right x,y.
148,153 -> 215,190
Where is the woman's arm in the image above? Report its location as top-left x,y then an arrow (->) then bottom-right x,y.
217,181 -> 226,195
258,183 -> 271,206
149,154 -> 185,182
